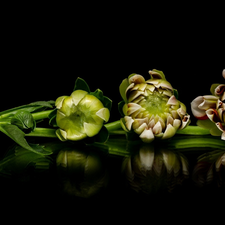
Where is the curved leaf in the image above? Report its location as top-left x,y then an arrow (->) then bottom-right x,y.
0,124 -> 52,155
74,77 -> 90,93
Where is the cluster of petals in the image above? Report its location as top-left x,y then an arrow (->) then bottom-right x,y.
191,69 -> 225,140
121,70 -> 190,143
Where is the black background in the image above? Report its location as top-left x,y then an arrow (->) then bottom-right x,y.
0,5 -> 224,220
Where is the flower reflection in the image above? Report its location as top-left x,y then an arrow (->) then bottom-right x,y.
192,150 -> 225,188
122,144 -> 189,194
56,146 -> 108,198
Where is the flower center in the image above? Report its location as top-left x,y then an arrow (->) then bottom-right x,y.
140,91 -> 169,117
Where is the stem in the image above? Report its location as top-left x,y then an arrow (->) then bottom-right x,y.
25,128 -> 57,138
176,125 -> 211,135
32,110 -> 54,121
105,120 -> 125,135
168,136 -> 225,150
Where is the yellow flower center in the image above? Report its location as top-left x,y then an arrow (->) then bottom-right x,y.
139,90 -> 169,119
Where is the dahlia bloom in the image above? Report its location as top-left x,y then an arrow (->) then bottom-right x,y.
191,69 -> 225,140
55,78 -> 111,141
119,70 -> 190,143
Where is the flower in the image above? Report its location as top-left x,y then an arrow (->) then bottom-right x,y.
122,144 -> 189,193
191,70 -> 225,140
55,89 -> 110,141
119,70 -> 190,143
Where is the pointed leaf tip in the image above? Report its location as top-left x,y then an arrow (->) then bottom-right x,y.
74,77 -> 91,93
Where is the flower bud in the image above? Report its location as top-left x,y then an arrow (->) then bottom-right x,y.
55,90 -> 110,141
119,70 -> 190,143
191,70 -> 225,140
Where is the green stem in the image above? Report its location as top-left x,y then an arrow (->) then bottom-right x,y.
168,136 -> 225,150
32,110 -> 54,121
176,125 -> 211,135
25,128 -> 57,138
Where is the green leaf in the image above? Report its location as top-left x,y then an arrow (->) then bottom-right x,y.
48,108 -> 58,127
102,96 -> 112,111
11,110 -> 35,131
97,125 -> 109,143
90,89 -> 104,101
90,89 -> 112,111
0,124 -> 52,155
173,89 -> 179,99
74,77 -> 90,93
0,101 -> 54,119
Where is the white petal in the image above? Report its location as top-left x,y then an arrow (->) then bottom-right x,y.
139,128 -> 155,143
222,69 -> 225,79
124,116 -> 134,130
167,95 -> 178,105
127,103 -> 142,116
191,96 -> 207,119
153,121 -> 162,134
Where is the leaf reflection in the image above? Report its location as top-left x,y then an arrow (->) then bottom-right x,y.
122,143 -> 189,194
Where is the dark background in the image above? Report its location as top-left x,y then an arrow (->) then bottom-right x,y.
0,5 -> 224,219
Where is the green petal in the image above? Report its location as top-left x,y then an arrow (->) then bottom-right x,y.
210,83 -> 221,95
71,90 -> 88,106
119,78 -> 129,103
55,96 -> 68,109
96,108 -> 110,122
84,122 -> 102,137
162,124 -> 176,139
56,129 -> 67,141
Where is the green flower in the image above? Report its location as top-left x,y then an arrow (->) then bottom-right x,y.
119,70 -> 190,143
55,78 -> 111,141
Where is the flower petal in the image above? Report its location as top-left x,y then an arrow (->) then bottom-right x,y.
180,115 -> 190,129
84,122 -> 102,137
129,74 -> 145,84
167,95 -> 178,105
124,116 -> 134,130
71,90 -> 88,106
191,96 -> 208,119
206,109 -> 220,123
162,124 -> 176,139
139,128 -> 155,143
96,108 -> 110,122
134,122 -> 148,135
153,121 -> 162,134
55,96 -> 68,109
127,103 -> 142,116
173,119 -> 181,129
132,118 -> 148,130
223,69 -> 225,79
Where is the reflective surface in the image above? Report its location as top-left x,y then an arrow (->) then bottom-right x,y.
1,137 -> 224,217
